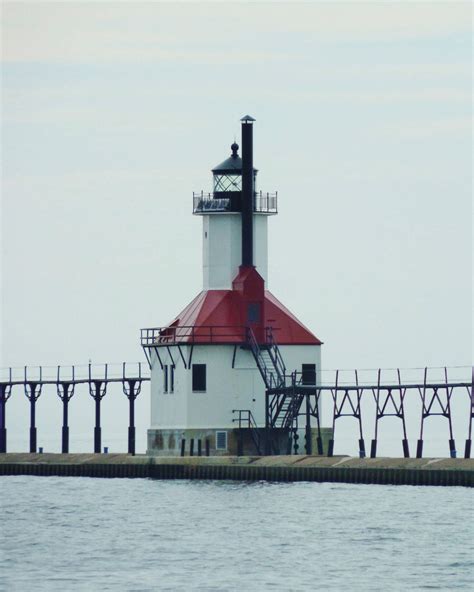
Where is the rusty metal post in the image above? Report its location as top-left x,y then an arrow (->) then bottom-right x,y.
89,364 -> 108,454
62,387 -> 70,453
465,368 -> 473,458
57,367 -> 75,454
25,368 -> 42,454
265,391 -> 272,455
29,389 -> 37,453
327,371 -> 338,457
122,364 -> 143,456
0,383 -> 11,453
94,390 -> 101,453
305,394 -> 312,454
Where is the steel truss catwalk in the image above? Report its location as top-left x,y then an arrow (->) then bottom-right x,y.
264,367 -> 473,459
0,363 -> 148,455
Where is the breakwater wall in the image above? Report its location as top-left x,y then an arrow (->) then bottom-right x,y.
1,453 -> 473,487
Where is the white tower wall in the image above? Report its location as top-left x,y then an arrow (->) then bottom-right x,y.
150,343 -> 322,431
203,214 -> 268,289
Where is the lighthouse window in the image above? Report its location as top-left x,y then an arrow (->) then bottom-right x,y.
247,303 -> 260,323
214,174 -> 241,192
216,431 -> 228,451
192,364 -> 206,392
302,364 -> 316,385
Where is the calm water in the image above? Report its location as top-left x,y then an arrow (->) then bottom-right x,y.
0,477 -> 472,591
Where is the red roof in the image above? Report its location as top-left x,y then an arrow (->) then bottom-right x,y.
264,291 -> 322,345
165,289 -> 322,345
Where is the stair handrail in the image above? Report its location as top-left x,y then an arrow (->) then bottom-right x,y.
246,327 -> 272,389
265,327 -> 286,386
247,327 -> 276,388
232,409 -> 262,454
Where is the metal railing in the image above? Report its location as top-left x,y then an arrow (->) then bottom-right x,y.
232,409 -> 262,455
141,325 -> 247,346
265,327 -> 286,384
192,191 -> 278,214
0,362 -> 149,455
265,365 -> 473,459
0,362 -> 148,385
246,327 -> 286,389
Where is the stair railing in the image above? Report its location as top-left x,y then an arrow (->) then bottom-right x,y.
232,409 -> 262,455
265,327 -> 286,387
246,327 -> 276,389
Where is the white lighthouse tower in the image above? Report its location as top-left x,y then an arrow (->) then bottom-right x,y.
143,116 -> 326,456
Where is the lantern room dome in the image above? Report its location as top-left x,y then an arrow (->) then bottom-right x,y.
212,143 -> 258,175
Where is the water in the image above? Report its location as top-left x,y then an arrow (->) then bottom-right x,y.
0,477 -> 472,591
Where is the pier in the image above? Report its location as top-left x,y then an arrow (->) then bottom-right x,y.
0,363 -> 472,460
0,453 -> 472,487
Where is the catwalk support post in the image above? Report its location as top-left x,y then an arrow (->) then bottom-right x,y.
265,390 -> 272,455
122,363 -> 144,456
0,379 -> 12,453
56,366 -> 75,454
24,367 -> 43,453
464,366 -> 473,459
89,364 -> 108,454
305,394 -> 312,455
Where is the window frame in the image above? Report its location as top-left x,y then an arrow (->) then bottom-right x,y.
301,363 -> 316,386
163,364 -> 168,393
192,364 -> 207,393
215,430 -> 228,451
247,302 -> 261,324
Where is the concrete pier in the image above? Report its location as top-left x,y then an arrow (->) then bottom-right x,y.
0,453 -> 473,486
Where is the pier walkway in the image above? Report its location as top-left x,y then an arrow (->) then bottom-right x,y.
0,453 -> 472,487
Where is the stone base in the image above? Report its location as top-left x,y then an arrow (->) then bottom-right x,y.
270,427 -> 333,456
147,427 -> 333,457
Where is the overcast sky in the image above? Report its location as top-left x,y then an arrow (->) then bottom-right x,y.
1,1 -> 472,454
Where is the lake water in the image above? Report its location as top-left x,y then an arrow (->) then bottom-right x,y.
0,477 -> 473,591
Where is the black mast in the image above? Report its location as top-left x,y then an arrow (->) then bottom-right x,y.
241,115 -> 255,267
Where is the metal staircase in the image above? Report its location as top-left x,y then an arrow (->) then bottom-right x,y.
246,328 -> 303,445
246,327 -> 286,389
272,390 -> 305,429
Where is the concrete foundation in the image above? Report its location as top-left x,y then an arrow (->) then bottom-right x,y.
147,427 -> 333,456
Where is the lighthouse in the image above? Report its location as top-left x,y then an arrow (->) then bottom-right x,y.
143,116 -> 325,456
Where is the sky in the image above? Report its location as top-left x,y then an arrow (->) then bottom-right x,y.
1,1 -> 472,455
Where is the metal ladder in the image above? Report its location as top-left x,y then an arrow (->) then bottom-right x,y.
246,328 -> 304,452
246,327 -> 286,389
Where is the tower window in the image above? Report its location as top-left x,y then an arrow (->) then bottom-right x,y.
163,365 -> 168,393
170,365 -> 175,393
302,364 -> 316,385
192,364 -> 206,392
247,303 -> 260,323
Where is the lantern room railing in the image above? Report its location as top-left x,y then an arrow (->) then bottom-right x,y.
192,191 -> 278,214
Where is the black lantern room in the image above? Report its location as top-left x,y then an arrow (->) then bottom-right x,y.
210,142 -> 258,211
192,118 -> 277,216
